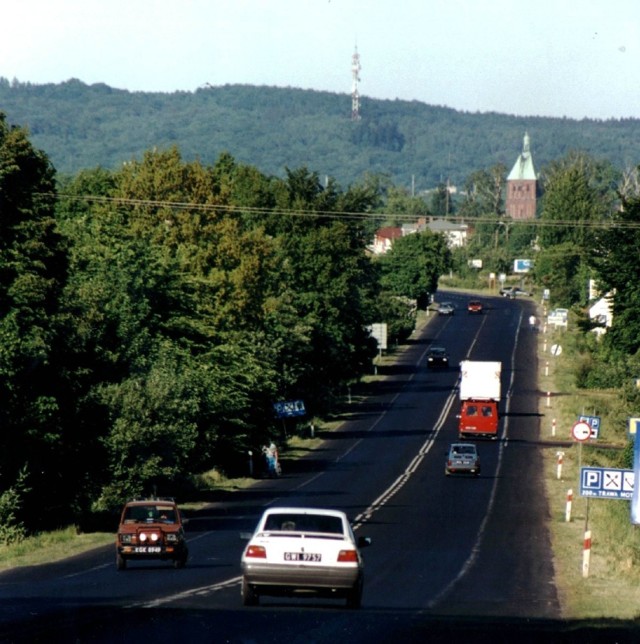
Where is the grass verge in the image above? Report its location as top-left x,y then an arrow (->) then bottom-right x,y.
538,318 -> 640,620
0,527 -> 113,570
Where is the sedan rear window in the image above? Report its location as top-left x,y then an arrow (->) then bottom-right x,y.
264,514 -> 343,534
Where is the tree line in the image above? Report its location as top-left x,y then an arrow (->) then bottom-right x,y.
0,115 -> 451,538
3,102 -> 640,541
2,78 -> 640,190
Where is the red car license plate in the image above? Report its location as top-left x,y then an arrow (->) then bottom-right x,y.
284,552 -> 321,562
134,546 -> 162,553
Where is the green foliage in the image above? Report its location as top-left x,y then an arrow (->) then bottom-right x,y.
3,80 -> 640,192
534,152 -> 618,307
0,467 -> 30,545
373,294 -> 417,345
591,196 -> 640,355
0,113 -> 70,529
458,164 -> 507,218
4,96 -> 640,538
378,231 -> 452,308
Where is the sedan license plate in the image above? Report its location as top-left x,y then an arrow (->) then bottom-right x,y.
134,546 -> 162,553
284,552 -> 321,562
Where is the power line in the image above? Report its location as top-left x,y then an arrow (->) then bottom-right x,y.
44,192 -> 640,230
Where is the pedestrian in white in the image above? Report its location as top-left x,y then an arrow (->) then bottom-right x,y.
529,314 -> 537,331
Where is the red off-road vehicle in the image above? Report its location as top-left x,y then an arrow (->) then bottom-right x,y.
115,498 -> 188,570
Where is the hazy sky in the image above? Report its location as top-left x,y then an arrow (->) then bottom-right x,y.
2,0 -> 639,120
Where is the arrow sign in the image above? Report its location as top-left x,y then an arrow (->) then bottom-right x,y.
572,420 -> 592,442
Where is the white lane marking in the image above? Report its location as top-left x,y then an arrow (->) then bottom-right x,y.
63,563 -> 111,579
425,308 -> 525,610
128,576 -> 243,609
131,309 -> 507,609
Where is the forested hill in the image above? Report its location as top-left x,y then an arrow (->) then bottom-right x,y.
2,77 -> 640,188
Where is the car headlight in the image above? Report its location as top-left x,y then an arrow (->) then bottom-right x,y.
166,533 -> 178,542
119,534 -> 133,545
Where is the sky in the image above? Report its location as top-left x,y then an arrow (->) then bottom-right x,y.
2,0 -> 640,120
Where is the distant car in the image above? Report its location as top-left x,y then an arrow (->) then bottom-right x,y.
115,498 -> 189,570
427,346 -> 449,368
438,302 -> 455,315
467,300 -> 483,314
240,507 -> 372,608
445,443 -> 481,477
500,286 -> 532,298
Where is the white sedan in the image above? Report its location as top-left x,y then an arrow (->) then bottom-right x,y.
240,507 -> 371,608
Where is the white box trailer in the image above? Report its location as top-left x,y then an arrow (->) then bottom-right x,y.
459,360 -> 502,401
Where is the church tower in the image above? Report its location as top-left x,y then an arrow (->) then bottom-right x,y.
506,132 -> 537,220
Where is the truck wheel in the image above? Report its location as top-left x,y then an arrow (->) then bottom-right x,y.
116,554 -> 127,571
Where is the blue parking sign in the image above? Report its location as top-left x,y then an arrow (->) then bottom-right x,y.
578,415 -> 600,439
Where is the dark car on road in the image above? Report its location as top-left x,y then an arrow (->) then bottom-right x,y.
499,286 -> 532,299
427,346 -> 449,368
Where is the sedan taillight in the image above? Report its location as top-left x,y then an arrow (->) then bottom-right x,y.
337,549 -> 358,563
245,545 -> 267,558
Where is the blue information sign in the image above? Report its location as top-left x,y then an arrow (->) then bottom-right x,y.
580,467 -> 634,499
273,400 -> 306,419
632,432 -> 640,524
578,415 -> 601,439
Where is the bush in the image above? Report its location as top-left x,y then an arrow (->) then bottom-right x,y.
0,467 -> 30,546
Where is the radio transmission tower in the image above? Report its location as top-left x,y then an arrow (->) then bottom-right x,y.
351,46 -> 361,121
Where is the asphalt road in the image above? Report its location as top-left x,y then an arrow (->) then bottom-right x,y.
2,293 -> 632,643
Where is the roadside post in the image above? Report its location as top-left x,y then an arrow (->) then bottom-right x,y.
565,489 -> 573,522
582,530 -> 592,578
556,451 -> 564,480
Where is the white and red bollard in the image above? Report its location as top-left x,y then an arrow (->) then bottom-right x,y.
582,530 -> 592,578
551,418 -> 557,437
565,489 -> 573,522
556,451 -> 564,480
546,391 -> 551,408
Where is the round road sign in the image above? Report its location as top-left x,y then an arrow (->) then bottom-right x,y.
550,344 -> 562,356
571,420 -> 592,442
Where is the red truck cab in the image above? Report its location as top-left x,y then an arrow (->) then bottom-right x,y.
458,400 -> 499,439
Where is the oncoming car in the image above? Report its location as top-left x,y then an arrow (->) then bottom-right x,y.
240,507 -> 372,608
445,443 -> 481,477
438,302 -> 455,315
499,286 -> 532,299
426,346 -> 449,368
115,498 -> 189,570
467,300 -> 483,314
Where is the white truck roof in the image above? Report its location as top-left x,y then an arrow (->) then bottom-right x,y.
459,360 -> 502,400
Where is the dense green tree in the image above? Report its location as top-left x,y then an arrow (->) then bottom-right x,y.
379,185 -> 429,227
591,195 -> 640,355
0,113 -> 69,527
378,231 -> 452,309
534,152 -> 617,306
429,183 -> 455,217
458,164 -> 507,218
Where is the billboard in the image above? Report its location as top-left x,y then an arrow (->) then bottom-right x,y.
514,259 -> 533,273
